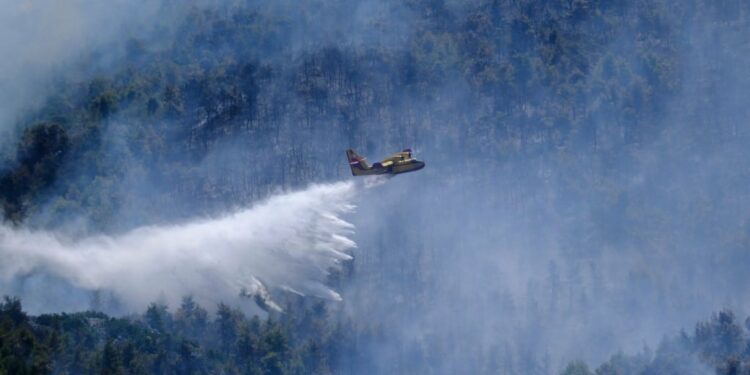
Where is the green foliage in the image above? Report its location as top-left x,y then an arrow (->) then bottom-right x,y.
0,297 -> 50,375
0,296 -> 339,375
0,123 -> 69,223
0,0 -> 705,230
562,361 -> 594,375
694,310 -> 744,366
568,309 -> 750,375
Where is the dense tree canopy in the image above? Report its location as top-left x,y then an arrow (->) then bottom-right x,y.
0,0 -> 700,229
0,296 -> 344,375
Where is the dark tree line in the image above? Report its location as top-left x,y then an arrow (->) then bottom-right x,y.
564,310 -> 750,375
6,294 -> 750,375
0,296 -> 343,375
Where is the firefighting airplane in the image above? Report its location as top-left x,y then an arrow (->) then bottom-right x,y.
346,148 -> 425,176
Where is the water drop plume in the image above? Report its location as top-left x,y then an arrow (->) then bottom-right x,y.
0,182 -> 357,312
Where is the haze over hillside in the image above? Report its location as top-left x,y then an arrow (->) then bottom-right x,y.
1,1 -> 750,374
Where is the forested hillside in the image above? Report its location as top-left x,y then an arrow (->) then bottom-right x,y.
0,296 -> 344,374
4,297 -> 750,374
1,0 -> 750,374
0,0 -> 690,229
562,310 -> 750,375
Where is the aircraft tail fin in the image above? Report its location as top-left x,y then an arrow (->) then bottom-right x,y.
346,149 -> 371,175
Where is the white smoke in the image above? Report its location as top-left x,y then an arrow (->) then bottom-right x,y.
0,1 -> 168,138
0,182 -> 356,313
